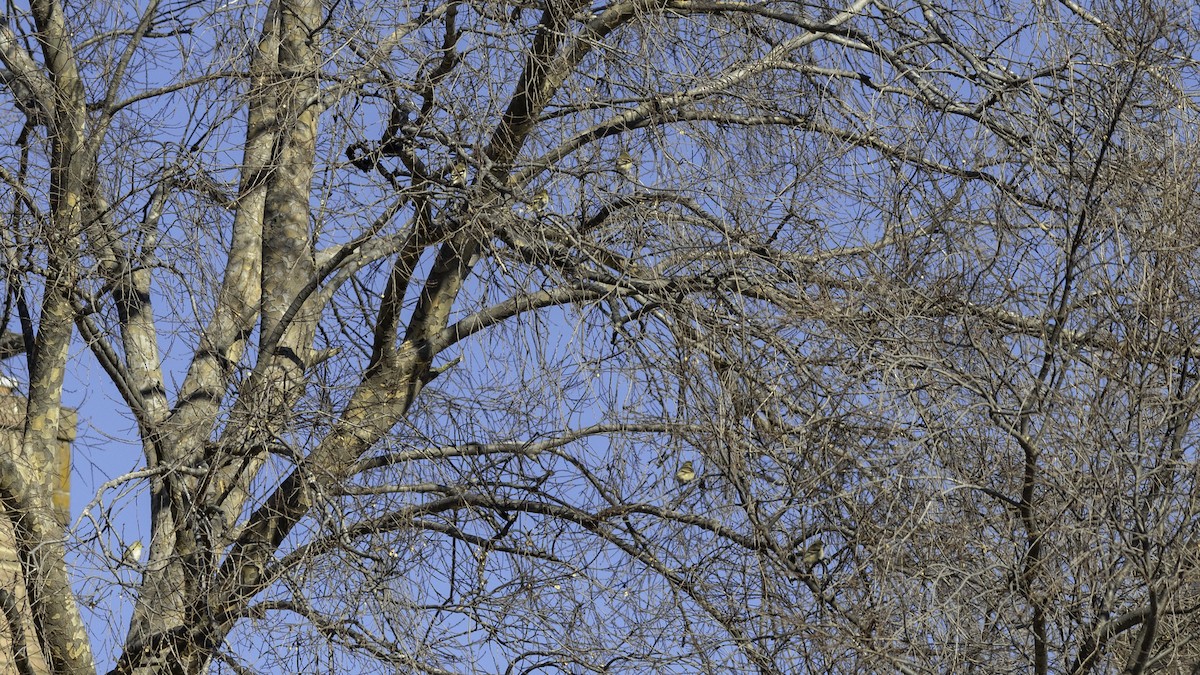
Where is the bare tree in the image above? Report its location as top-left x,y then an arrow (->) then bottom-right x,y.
1,0 -> 1199,672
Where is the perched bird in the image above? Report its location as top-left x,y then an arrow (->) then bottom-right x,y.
786,540 -> 825,577
449,161 -> 468,186
675,460 -> 696,484
802,540 -> 824,568
123,540 -> 144,566
529,188 -> 550,212
615,150 -> 634,177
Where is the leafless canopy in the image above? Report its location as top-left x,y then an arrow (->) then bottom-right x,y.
1,0 -> 1200,672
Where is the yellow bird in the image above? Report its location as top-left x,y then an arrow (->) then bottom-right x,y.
675,460 -> 696,484
786,540 -> 824,577
123,540 -> 144,566
615,150 -> 634,177
529,188 -> 550,212
449,162 -> 468,186
801,541 -> 823,568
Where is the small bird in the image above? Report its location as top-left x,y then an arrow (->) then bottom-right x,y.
123,540 -> 144,566
675,460 -> 696,484
785,540 -> 824,578
615,150 -> 634,177
529,188 -> 549,212
449,162 -> 468,186
801,541 -> 823,568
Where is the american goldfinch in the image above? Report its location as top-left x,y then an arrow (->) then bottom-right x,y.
675,460 -> 696,484
801,541 -> 823,568
615,150 -> 634,177
785,540 -> 824,577
449,162 -> 468,186
529,188 -> 549,211
123,540 -> 143,566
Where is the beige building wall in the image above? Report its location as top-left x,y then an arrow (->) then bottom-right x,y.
0,390 -> 74,675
